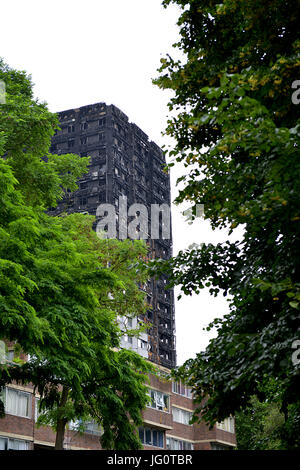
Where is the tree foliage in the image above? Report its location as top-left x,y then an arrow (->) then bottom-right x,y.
152,0 -> 300,444
235,378 -> 300,449
0,59 -> 154,450
235,395 -> 285,450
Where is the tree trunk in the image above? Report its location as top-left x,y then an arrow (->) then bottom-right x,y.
54,386 -> 69,450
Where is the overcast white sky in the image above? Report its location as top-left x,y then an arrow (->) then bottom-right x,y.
0,0 -> 240,365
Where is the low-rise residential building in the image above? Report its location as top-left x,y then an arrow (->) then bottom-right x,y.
0,368 -> 236,450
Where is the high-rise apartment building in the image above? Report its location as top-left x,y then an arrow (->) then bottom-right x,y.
49,102 -> 176,369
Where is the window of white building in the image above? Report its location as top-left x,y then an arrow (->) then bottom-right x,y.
123,334 -> 133,344
138,339 -> 148,350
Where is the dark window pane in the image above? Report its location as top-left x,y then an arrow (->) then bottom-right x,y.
138,427 -> 144,443
145,428 -> 151,445
158,432 -> 164,448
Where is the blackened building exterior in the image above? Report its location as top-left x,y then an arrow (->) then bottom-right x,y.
49,102 -> 176,369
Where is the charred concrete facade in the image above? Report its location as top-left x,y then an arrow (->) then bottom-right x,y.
49,102 -> 176,369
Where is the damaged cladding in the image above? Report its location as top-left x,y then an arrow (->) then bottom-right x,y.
49,102 -> 177,369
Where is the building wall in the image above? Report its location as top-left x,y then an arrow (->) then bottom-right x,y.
142,371 -> 236,450
0,372 -> 236,450
49,102 -> 176,369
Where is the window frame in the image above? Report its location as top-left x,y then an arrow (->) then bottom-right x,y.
2,387 -> 32,419
0,436 -> 30,450
216,417 -> 235,433
69,418 -> 102,436
123,334 -> 133,345
172,380 -> 193,399
172,406 -> 193,426
137,338 -> 148,350
138,426 -> 164,448
147,389 -> 170,413
166,436 -> 194,450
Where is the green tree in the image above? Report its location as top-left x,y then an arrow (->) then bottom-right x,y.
235,378 -> 285,450
0,58 -> 91,355
235,378 -> 300,450
235,395 -> 284,450
152,0 -> 300,445
0,60 -> 154,450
